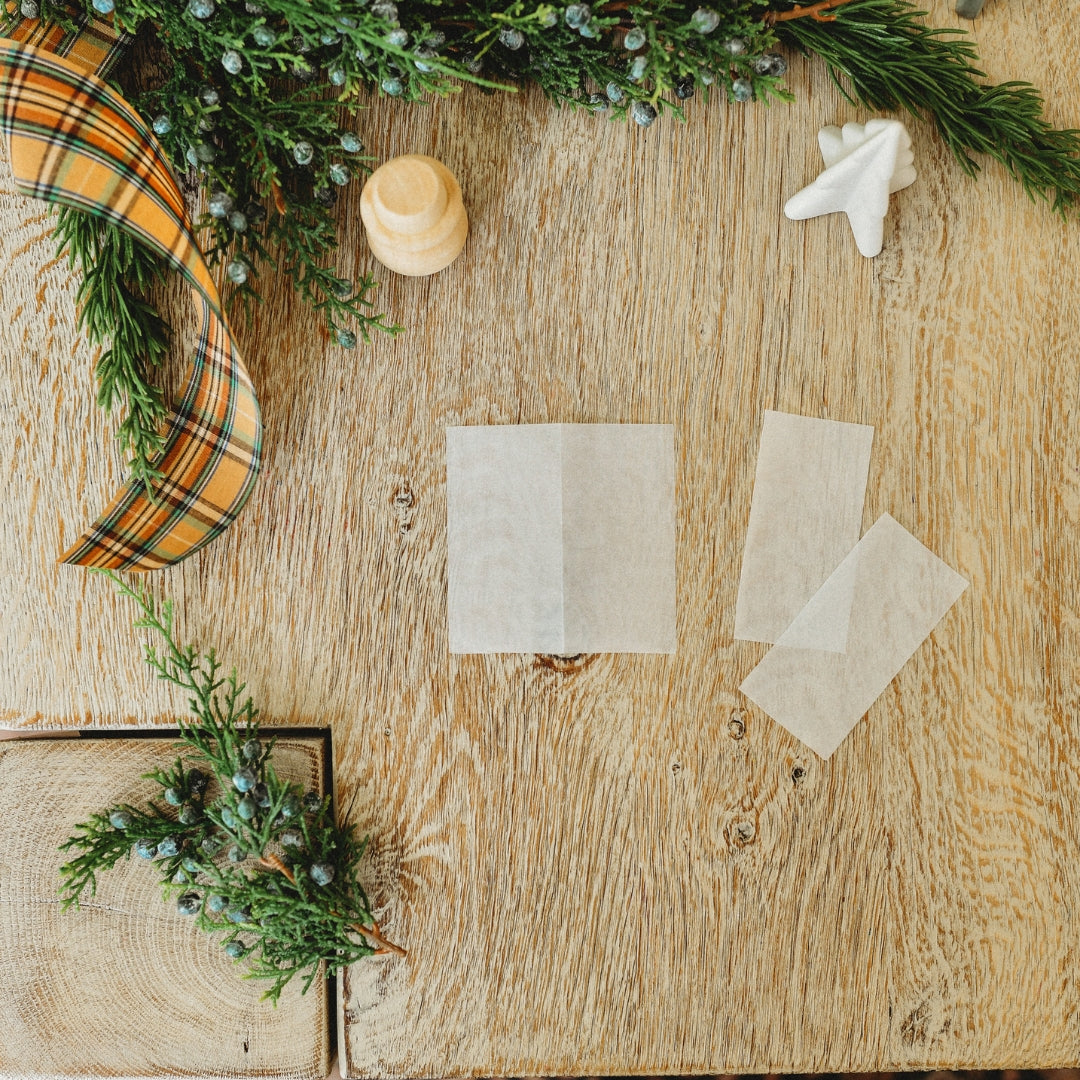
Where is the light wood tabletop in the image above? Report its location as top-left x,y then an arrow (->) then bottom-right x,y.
2,0 -> 1080,1072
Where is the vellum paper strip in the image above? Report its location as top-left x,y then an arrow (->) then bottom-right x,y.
446,425 -> 676,654
559,426 -> 676,651
446,426 -> 564,654
740,514 -> 968,759
735,411 -> 874,648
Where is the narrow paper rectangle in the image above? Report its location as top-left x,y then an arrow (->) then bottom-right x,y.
734,411 -> 874,647
447,424 -> 676,654
739,514 -> 968,759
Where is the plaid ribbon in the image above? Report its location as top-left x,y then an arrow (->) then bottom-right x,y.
0,37 -> 262,571
0,3 -> 128,78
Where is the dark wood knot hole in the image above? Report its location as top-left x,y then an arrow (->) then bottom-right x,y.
534,653 -> 597,674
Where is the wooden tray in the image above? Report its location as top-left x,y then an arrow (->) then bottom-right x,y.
0,736 -> 331,1080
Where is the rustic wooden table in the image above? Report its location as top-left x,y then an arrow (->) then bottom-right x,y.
2,0 -> 1079,1073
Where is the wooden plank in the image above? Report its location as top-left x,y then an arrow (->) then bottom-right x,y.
0,0 -> 1078,1073
333,2 -> 1080,1072
0,738 -> 331,1080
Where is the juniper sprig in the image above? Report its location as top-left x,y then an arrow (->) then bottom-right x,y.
59,569 -> 404,1005
39,0 -> 1080,490
53,206 -> 171,498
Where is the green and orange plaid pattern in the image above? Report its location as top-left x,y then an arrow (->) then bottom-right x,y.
0,3 -> 128,78
0,35 -> 262,570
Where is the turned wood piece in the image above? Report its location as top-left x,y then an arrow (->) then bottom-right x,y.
0,737 -> 331,1080
359,154 -> 468,276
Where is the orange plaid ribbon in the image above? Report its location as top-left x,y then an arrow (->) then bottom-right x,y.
0,3 -> 128,76
0,31 -> 262,571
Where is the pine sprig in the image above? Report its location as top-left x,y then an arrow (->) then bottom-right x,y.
35,0 -> 1080,490
58,801 -> 177,904
775,0 -> 1080,214
59,569 -> 404,1004
268,197 -> 404,346
54,206 -> 172,496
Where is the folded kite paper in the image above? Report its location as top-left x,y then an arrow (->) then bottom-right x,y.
446,424 -> 676,655
734,411 -> 874,648
740,514 -> 968,759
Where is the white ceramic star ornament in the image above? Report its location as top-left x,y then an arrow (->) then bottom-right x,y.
784,119 -> 917,257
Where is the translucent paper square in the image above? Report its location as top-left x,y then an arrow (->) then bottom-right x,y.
446,425 -> 676,654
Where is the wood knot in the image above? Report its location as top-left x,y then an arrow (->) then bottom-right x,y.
392,483 -> 415,534
898,995 -> 949,1045
901,1001 -> 929,1045
534,653 -> 597,674
727,817 -> 757,848
728,711 -> 746,740
791,764 -> 807,783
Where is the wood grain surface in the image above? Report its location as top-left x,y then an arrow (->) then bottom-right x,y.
0,737 -> 331,1080
2,0 -> 1080,1072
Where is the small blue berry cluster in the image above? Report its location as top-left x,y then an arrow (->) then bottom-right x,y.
562,4 -> 788,126
109,744 -> 343,965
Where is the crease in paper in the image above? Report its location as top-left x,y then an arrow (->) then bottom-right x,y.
446,424 -> 676,655
740,514 -> 968,759
734,411 -> 874,650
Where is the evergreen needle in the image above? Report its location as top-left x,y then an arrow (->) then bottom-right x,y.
55,206 -> 171,496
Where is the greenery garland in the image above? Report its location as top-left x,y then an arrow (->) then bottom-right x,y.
35,0 -> 1080,489
60,570 -> 404,1003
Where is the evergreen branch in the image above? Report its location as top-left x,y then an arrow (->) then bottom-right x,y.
54,205 -> 172,497
59,569 -> 402,1003
35,0 -> 1080,474
764,0 -> 845,24
268,197 -> 405,346
775,0 -> 1080,214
